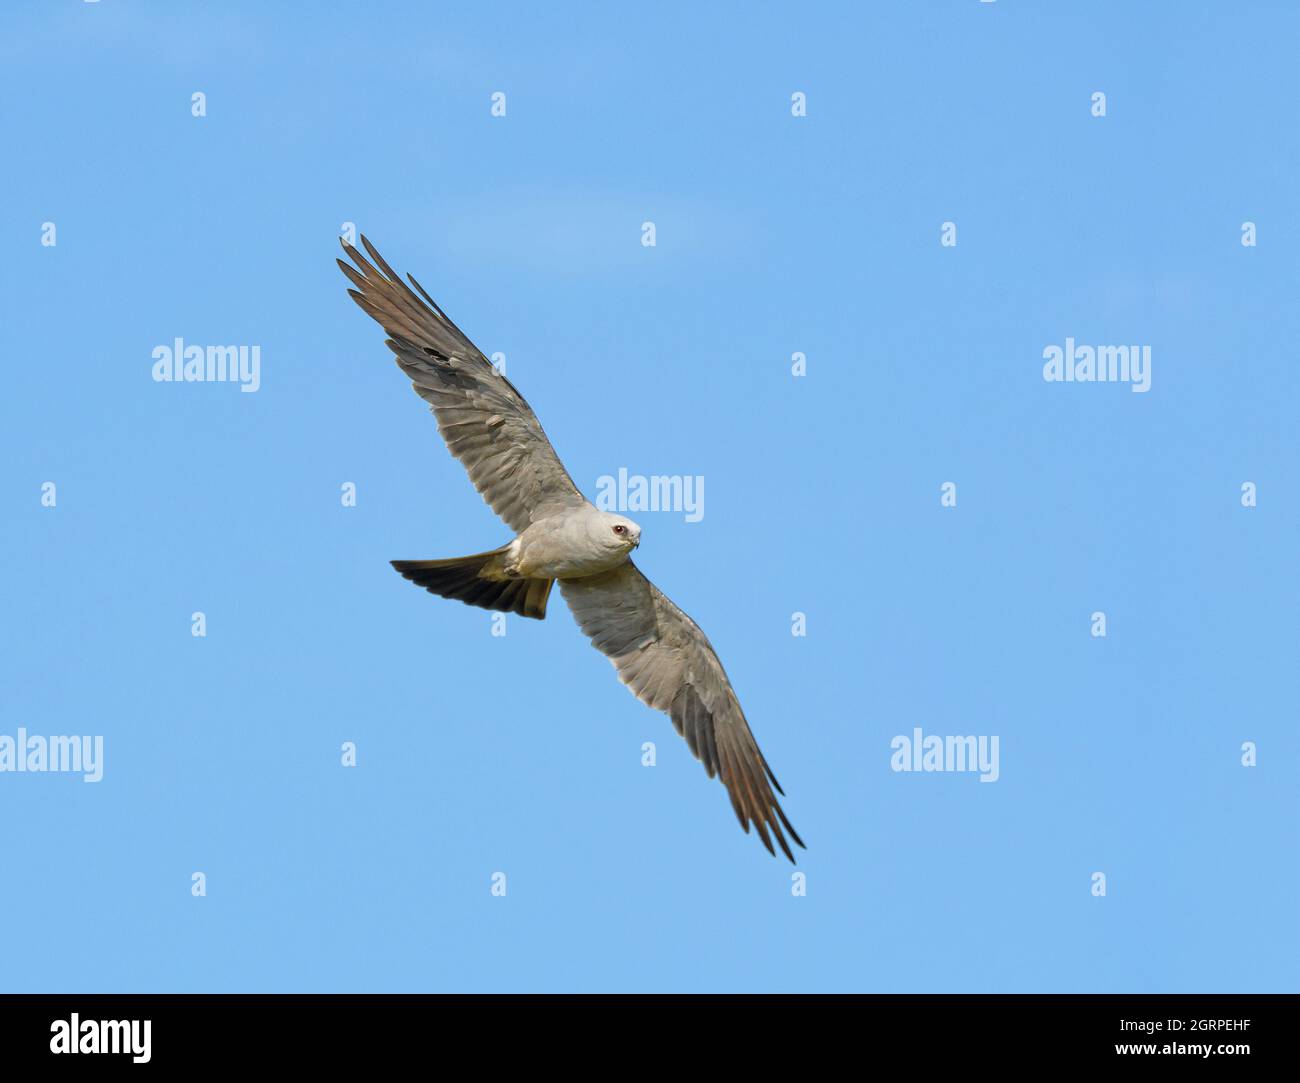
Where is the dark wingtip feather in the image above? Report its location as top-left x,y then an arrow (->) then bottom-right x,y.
338,259 -> 368,292
361,234 -> 401,283
406,272 -> 439,310
773,800 -> 806,851
761,753 -> 786,796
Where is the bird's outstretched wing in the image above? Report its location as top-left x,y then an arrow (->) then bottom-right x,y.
560,562 -> 805,862
338,235 -> 586,533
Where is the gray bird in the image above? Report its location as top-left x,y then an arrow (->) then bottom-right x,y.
338,236 -> 804,862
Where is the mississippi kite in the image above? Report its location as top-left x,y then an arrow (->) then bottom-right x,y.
338,236 -> 804,862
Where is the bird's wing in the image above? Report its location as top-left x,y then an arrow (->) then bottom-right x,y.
560,561 -> 804,861
338,236 -> 586,533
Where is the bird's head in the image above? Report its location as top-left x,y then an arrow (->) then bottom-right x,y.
593,511 -> 641,553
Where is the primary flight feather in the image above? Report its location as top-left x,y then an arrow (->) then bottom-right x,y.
338,236 -> 804,862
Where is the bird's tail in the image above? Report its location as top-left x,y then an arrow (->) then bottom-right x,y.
391,547 -> 553,620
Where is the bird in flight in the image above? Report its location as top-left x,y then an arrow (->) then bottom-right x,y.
338,236 -> 804,862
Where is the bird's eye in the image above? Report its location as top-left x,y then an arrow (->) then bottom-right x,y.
613,524 -> 625,535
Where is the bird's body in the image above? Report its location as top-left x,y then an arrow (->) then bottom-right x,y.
339,235 -> 804,862
507,506 -> 641,581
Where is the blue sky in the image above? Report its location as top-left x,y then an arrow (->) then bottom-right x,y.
1,1 -> 1296,992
